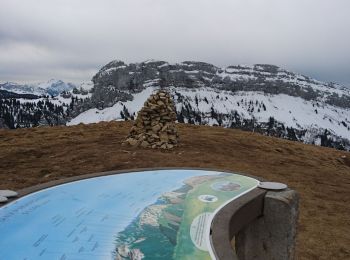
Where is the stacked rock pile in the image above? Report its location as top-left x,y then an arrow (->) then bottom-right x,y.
124,90 -> 179,149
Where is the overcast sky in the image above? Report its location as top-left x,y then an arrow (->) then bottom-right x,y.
0,0 -> 349,86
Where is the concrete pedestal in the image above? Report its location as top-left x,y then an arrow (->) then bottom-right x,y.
235,189 -> 299,260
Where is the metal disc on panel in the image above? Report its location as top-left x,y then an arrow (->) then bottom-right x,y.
258,182 -> 287,190
0,196 -> 8,203
0,190 -> 18,198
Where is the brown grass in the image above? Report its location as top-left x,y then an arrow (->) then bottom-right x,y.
0,121 -> 349,259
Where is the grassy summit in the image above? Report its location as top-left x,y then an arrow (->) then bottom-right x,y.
0,121 -> 349,259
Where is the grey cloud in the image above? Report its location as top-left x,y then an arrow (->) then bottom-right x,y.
0,0 -> 349,86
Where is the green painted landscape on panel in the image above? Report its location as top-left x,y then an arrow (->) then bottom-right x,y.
114,173 -> 258,259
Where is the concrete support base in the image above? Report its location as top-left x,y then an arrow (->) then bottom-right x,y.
235,189 -> 299,260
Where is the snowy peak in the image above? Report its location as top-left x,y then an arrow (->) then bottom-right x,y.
220,64 -> 349,96
0,79 -> 76,96
0,82 -> 38,95
92,60 -> 350,110
85,59 -> 350,150
36,79 -> 76,96
1,59 -> 349,151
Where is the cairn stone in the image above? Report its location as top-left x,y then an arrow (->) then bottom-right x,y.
124,90 -> 179,149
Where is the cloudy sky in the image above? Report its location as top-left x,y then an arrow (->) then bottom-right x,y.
0,0 -> 349,86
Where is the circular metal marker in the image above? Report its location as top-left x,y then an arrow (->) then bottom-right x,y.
258,182 -> 287,190
0,196 -> 8,203
0,190 -> 18,198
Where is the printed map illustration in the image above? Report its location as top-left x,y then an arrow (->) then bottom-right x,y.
0,170 -> 259,260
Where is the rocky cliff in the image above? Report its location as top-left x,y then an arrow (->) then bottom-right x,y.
80,60 -> 350,150
1,60 -> 350,150
91,60 -> 350,109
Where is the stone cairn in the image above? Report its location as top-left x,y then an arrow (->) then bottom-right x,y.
123,90 -> 179,149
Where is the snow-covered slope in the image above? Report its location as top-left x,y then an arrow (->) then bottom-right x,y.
68,87 -> 154,125
1,60 -> 349,150
69,60 -> 350,150
68,86 -> 350,147
0,81 -> 91,128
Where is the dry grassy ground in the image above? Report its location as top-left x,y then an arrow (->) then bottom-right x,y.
0,121 -> 349,259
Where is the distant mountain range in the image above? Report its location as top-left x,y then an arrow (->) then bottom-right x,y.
0,79 -> 76,96
1,60 -> 349,151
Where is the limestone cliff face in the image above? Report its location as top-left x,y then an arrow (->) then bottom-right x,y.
85,59 -> 350,151
2,59 -> 350,150
91,60 -> 350,109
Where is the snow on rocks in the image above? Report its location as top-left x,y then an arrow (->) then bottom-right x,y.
0,196 -> 8,203
0,190 -> 18,203
0,190 -> 18,198
123,90 -> 179,149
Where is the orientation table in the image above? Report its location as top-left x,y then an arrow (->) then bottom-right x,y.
0,169 -> 259,260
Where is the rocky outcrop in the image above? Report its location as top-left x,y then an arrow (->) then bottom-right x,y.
139,204 -> 166,227
123,90 -> 179,149
115,245 -> 144,260
92,60 -> 350,109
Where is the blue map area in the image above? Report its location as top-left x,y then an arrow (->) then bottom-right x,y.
0,170 -> 258,260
